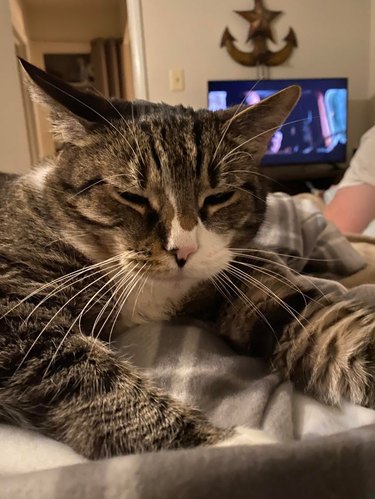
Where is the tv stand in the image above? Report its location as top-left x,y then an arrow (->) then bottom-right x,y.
262,163 -> 347,194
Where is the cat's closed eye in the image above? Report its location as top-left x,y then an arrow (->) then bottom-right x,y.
118,191 -> 150,207
204,191 -> 235,206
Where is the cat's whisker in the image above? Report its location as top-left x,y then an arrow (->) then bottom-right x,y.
44,230 -> 89,248
217,271 -> 279,345
34,76 -> 139,159
230,259 -> 302,293
88,264 -> 141,340
218,271 -> 264,322
230,247 -> 340,263
88,84 -> 147,170
209,275 -> 233,305
220,166 -> 283,187
211,272 -> 248,318
21,261 -> 122,328
226,263 -> 309,333
212,78 -> 263,163
14,262 -> 124,374
77,266 -> 135,337
219,116 -> 314,166
70,173 -> 139,199
227,262 -> 300,316
18,260 -> 134,367
104,281 -> 138,348
234,259 -> 328,313
88,266 -> 148,359
230,251 -> 328,301
222,182 -> 267,205
228,258 -> 309,307
83,255 -> 142,331
215,150 -> 255,170
131,267 -> 151,321
107,264 -> 151,347
42,264 -> 137,379
87,274 -> 132,338
1,254 -> 125,322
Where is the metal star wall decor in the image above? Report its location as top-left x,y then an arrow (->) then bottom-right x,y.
221,0 -> 298,67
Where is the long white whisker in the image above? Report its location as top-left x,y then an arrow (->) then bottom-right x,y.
219,116 -> 317,166
34,77 -> 138,158
218,271 -> 279,345
21,260 -> 121,328
229,258 -> 308,306
222,182 -> 267,205
88,266 -> 137,338
42,264 -> 139,378
229,251 -> 328,299
74,262 -> 138,334
15,263 -> 124,373
226,264 -> 309,333
90,263 -> 148,353
88,84 -> 147,174
231,258 -> 327,311
212,78 -> 263,163
230,247 -> 340,263
1,254 -> 124,321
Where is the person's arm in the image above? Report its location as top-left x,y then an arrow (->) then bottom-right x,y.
324,183 -> 375,233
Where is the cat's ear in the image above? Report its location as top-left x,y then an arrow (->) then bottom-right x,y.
217,85 -> 301,161
18,58 -> 114,144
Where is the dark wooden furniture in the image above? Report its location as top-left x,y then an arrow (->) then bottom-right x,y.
262,164 -> 346,195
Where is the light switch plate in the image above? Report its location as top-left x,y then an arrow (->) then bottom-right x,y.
169,69 -> 184,91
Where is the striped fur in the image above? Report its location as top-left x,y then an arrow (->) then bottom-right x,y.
217,253 -> 375,408
0,60 -> 372,460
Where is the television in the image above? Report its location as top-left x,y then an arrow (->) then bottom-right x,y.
208,78 -> 348,166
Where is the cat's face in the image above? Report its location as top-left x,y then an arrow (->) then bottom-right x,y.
21,59 -> 300,286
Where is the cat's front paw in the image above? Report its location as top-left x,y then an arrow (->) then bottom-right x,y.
214,426 -> 276,448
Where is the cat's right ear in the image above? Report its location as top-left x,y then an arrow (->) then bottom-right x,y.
18,58 -> 113,144
216,86 -> 301,162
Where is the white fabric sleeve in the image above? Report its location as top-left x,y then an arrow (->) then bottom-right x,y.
338,125 -> 375,189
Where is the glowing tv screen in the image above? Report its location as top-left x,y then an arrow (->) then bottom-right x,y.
208,78 -> 348,166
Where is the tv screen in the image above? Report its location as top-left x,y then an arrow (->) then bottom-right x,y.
208,78 -> 348,166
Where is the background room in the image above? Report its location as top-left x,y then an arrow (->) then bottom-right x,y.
2,0 -> 375,194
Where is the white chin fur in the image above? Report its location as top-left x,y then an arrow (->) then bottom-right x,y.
215,426 -> 277,448
182,220 -> 232,280
120,223 -> 231,326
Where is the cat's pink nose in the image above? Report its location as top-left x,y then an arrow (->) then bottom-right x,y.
174,245 -> 198,268
176,245 -> 198,261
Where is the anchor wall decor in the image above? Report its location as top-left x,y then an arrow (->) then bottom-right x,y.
220,0 -> 298,68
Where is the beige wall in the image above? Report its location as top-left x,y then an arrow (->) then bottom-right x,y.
24,1 -> 124,42
141,0 -> 373,159
15,0 -> 126,159
368,0 -> 375,123
0,0 -> 30,173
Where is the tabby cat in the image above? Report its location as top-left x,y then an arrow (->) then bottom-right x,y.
0,59 -> 373,459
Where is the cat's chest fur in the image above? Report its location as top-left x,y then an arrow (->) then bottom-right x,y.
119,278 -> 200,327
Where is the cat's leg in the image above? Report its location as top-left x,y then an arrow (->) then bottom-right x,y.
0,292 -> 235,459
0,329 -> 234,459
271,297 -> 375,408
217,255 -> 375,408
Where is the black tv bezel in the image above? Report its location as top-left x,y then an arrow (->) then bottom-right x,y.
207,77 -> 349,167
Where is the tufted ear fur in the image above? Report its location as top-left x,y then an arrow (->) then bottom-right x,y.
18,58 -> 115,144
217,85 -> 301,161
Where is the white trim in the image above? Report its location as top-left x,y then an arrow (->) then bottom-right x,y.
28,41 -> 91,158
126,0 -> 148,100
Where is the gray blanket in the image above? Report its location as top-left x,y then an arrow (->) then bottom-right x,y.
1,193 -> 374,499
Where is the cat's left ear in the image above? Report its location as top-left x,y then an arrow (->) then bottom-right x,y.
18,58 -> 114,144
216,85 -> 301,161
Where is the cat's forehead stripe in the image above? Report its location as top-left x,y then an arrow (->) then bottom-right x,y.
168,192 -> 198,232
